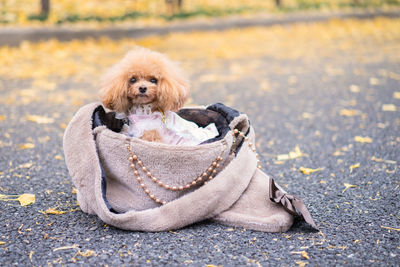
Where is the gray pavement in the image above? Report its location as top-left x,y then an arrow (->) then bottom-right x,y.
0,17 -> 400,266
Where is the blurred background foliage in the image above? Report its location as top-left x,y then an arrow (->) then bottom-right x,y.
1,0 -> 399,26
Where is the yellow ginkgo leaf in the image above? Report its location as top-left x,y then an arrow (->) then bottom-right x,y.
277,154 -> 290,161
19,162 -> 33,169
0,193 -> 35,206
301,251 -> 310,260
381,225 -> 400,231
0,115 -> 6,121
369,77 -> 379,85
342,183 -> 357,193
394,92 -> 400,99
76,250 -> 96,257
277,146 -> 304,161
0,241 -> 6,245
18,143 -> 35,150
299,167 -> 323,175
26,115 -> 54,124
354,136 -> 372,143
349,163 -> 360,173
44,208 -> 66,215
340,109 -> 360,117
289,146 -> 304,159
349,85 -> 360,93
382,104 -> 397,112
53,244 -> 79,252
17,194 -> 35,206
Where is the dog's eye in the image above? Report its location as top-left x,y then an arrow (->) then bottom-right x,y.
150,78 -> 158,84
129,77 -> 136,83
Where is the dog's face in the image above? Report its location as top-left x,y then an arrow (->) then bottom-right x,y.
126,74 -> 159,105
100,48 -> 190,114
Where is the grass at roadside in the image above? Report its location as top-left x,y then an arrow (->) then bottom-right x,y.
0,0 -> 399,26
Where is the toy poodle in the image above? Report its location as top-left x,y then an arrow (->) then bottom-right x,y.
99,48 -> 218,145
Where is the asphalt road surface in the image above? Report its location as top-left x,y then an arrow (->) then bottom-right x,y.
0,17 -> 399,266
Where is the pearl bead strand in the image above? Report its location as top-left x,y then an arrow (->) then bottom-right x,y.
126,142 -> 226,205
232,129 -> 262,169
125,127 -> 260,206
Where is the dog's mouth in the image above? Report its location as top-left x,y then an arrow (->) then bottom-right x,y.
128,94 -> 154,104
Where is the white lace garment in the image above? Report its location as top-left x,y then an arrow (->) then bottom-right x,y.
118,105 -> 219,146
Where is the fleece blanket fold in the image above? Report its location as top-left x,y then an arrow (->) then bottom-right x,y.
63,102 -> 317,232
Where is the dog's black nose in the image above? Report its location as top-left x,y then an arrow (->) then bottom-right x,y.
139,86 -> 147,93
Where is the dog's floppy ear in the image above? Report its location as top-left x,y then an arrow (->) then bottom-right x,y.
157,63 -> 190,112
99,67 -> 131,113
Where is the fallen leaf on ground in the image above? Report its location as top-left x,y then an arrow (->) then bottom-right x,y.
349,163 -> 360,173
382,104 -> 397,112
277,154 -> 290,161
29,251 -> 34,262
301,251 -> 310,260
302,112 -> 313,119
299,167 -> 323,175
0,193 -> 35,206
55,155 -> 63,160
0,115 -> 6,121
38,136 -> 50,143
53,244 -> 79,252
381,225 -> 400,231
371,156 -> 396,164
18,194 -> 36,206
349,85 -> 360,93
26,115 -> 54,124
18,143 -> 35,150
394,92 -> 400,99
354,136 -> 372,143
342,183 -> 357,193
76,250 -> 96,257
369,77 -> 379,85
340,109 -> 360,116
72,187 -> 78,194
43,208 -> 66,215
0,241 -> 5,245
291,251 -> 310,260
19,162 -> 33,169
389,72 -> 400,80
277,146 -> 304,161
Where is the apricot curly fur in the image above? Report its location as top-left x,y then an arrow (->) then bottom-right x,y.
99,47 -> 190,114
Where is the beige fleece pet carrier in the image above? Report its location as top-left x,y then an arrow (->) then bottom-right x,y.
63,102 -> 317,232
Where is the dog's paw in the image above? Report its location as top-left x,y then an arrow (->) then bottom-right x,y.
141,130 -> 163,143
